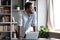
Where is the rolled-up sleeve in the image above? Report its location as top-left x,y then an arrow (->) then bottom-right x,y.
31,12 -> 37,27
18,11 -> 22,26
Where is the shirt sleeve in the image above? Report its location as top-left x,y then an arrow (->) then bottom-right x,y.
18,11 -> 23,26
31,11 -> 37,27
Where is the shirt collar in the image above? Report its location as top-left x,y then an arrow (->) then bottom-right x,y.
24,11 -> 31,17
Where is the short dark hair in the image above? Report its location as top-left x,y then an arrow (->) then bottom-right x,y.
25,2 -> 32,10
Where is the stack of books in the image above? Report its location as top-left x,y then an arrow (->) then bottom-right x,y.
2,16 -> 10,22
3,7 -> 11,14
0,25 -> 16,32
0,25 -> 10,32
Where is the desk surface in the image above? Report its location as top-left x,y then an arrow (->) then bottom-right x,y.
49,30 -> 60,33
49,31 -> 60,39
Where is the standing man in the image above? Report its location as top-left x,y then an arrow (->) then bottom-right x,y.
18,2 -> 37,40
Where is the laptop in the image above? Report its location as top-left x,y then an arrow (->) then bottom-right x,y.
25,32 -> 39,40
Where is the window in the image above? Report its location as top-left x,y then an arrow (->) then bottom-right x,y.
47,0 -> 60,31
53,0 -> 60,29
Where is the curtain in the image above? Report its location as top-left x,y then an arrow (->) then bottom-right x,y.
53,0 -> 60,29
47,0 -> 55,31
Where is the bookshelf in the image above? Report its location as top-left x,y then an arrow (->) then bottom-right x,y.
0,0 -> 37,40
0,13 -> 10,15
0,0 -> 17,40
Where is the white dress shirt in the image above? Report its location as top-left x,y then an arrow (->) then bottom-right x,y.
18,10 -> 37,37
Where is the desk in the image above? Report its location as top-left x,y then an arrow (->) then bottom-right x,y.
49,30 -> 60,39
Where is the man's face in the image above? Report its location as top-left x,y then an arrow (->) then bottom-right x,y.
28,5 -> 33,13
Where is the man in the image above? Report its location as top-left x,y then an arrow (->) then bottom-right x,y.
18,2 -> 36,40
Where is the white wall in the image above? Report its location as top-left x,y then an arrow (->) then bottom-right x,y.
37,0 -> 47,30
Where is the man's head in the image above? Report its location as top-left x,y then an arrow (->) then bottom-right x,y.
25,2 -> 33,13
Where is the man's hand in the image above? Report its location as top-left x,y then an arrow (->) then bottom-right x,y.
33,26 -> 36,32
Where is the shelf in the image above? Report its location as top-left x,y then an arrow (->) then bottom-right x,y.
29,0 -> 36,1
0,30 -> 16,32
0,6 -> 3,9
12,9 -> 20,12
0,22 -> 11,24
0,5 -> 11,9
0,31 -> 16,33
0,31 -> 10,33
11,38 -> 18,40
0,13 -> 11,16
12,22 -> 17,24
0,0 -> 18,40
0,5 -> 11,7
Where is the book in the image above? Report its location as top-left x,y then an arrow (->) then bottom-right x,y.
11,24 -> 15,32
12,17 -> 15,22
0,8 -> 3,13
5,16 -> 10,22
3,25 -> 7,31
0,25 -> 4,32
14,33 -> 16,38
2,16 -> 10,22
3,7 -> 11,14
7,25 -> 10,31
2,16 -> 5,22
4,25 -> 10,31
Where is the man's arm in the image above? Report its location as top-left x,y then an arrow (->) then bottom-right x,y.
18,26 -> 23,40
32,11 -> 37,32
18,11 -> 23,40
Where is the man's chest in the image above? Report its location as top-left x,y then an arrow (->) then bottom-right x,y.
22,15 -> 33,23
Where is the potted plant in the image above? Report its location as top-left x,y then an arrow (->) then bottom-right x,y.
14,3 -> 22,10
16,3 -> 21,10
38,26 -> 49,40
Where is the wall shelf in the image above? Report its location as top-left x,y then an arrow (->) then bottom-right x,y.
11,38 -> 18,40
0,0 -> 18,40
0,31 -> 10,33
0,22 -> 11,24
12,9 -> 19,12
12,22 -> 17,24
0,13 -> 10,16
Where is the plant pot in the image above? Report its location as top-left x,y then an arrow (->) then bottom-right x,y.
17,7 -> 20,11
